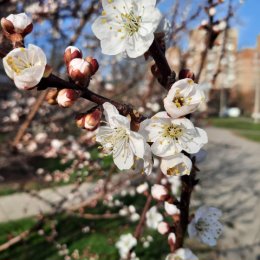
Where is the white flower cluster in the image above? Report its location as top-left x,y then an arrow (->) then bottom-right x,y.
97,78 -> 207,176
115,233 -> 137,260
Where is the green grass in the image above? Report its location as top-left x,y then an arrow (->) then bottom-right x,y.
0,195 -> 170,260
210,117 -> 260,142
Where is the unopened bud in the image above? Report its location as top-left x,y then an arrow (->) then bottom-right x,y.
46,89 -> 58,105
75,108 -> 102,131
164,202 -> 180,216
56,89 -> 79,108
151,184 -> 168,201
168,232 -> 176,252
85,56 -> 99,75
68,58 -> 92,84
1,13 -> 33,38
209,7 -> 216,16
157,222 -> 170,235
64,46 -> 82,65
178,69 -> 195,81
136,182 -> 149,194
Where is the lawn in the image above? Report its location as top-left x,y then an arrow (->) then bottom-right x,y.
0,192 -> 214,260
209,117 -> 260,142
0,194 -> 170,260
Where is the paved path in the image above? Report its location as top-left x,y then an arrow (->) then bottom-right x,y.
197,127 -> 260,260
0,183 -> 95,222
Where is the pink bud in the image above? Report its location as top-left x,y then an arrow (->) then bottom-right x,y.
164,202 -> 180,216
157,222 -> 170,235
68,58 -> 92,84
76,108 -> 102,131
1,13 -> 33,38
151,184 -> 168,201
57,89 -> 79,108
64,46 -> 82,65
168,233 -> 176,250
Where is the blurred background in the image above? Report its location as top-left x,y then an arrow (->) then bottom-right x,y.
0,0 -> 259,260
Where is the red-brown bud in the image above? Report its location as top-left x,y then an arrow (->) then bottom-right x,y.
85,56 -> 99,75
1,18 -> 15,34
56,89 -> 79,108
64,46 -> 82,66
75,108 -> 102,131
1,13 -> 33,40
68,58 -> 93,84
178,69 -> 195,81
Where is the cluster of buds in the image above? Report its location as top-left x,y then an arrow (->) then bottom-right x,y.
56,89 -> 80,108
64,46 -> 99,86
151,184 -> 181,251
75,108 -> 102,131
1,13 -> 33,46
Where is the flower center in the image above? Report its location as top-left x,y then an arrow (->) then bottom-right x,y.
172,89 -> 192,108
195,219 -> 209,232
121,10 -> 141,36
163,125 -> 183,140
100,126 -> 128,152
6,50 -> 33,75
173,96 -> 185,108
167,163 -> 188,176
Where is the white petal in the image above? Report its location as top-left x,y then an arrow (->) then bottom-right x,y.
139,6 -> 162,36
113,139 -> 134,170
103,102 -> 130,129
126,33 -> 154,58
129,131 -> 145,159
101,35 -> 126,56
14,65 -> 45,90
151,138 -> 180,157
137,0 -> 157,7
28,44 -> 47,65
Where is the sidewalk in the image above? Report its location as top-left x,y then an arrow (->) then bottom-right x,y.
0,183 -> 95,222
198,127 -> 260,260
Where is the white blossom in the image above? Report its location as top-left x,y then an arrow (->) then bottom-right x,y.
166,248 -> 198,260
164,202 -> 180,215
146,206 -> 163,229
157,222 -> 170,235
5,13 -> 32,33
161,153 -> 192,177
116,233 -> 137,259
92,0 -> 162,58
151,184 -> 168,201
96,102 -> 150,172
140,112 -> 208,157
163,79 -> 205,119
3,44 -> 47,90
188,206 -> 223,246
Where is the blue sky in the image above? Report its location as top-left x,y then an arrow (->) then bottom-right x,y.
237,0 -> 260,49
